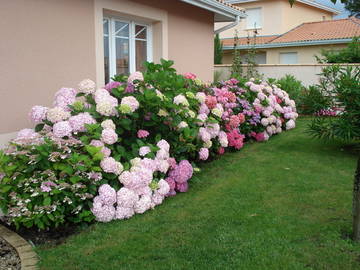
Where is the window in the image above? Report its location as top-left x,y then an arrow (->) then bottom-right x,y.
103,17 -> 152,83
279,52 -> 298,64
246,8 -> 262,29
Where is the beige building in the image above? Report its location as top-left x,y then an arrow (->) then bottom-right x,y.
220,17 -> 360,64
0,0 -> 245,139
216,0 -> 339,38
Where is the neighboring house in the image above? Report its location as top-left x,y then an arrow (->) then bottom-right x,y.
216,0 -> 340,38
0,0 -> 244,140
221,17 -> 360,64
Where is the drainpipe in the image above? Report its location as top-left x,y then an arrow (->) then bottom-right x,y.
214,15 -> 241,35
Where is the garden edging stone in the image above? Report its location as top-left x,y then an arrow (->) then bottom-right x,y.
0,224 -> 38,270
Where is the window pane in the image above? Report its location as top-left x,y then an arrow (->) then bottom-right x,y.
135,25 -> 147,39
115,21 -> 129,37
246,8 -> 262,29
280,52 -> 298,64
103,19 -> 109,35
104,36 -> 110,83
116,38 -> 129,75
136,40 -> 147,71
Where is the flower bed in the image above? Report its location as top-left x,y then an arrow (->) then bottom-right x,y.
0,60 -> 298,230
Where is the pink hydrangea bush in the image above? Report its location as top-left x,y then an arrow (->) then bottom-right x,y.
0,60 -> 298,229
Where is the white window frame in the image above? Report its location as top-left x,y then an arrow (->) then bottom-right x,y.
279,52 -> 298,64
103,17 -> 153,80
245,7 -> 262,30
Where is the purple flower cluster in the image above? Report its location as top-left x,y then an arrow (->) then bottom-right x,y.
69,112 -> 96,132
166,160 -> 193,195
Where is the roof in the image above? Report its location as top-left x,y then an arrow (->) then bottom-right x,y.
179,0 -> 246,22
271,17 -> 360,43
222,17 -> 360,49
225,0 -> 340,14
222,35 -> 279,47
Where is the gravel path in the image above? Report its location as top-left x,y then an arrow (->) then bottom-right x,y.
0,237 -> 21,270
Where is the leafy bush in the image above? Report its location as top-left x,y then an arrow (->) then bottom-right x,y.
298,85 -> 331,115
0,137 -> 103,229
308,64 -> 360,141
0,60 -> 298,229
276,74 -> 303,105
317,37 -> 360,64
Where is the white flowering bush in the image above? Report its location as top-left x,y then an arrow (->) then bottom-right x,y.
0,59 -> 297,230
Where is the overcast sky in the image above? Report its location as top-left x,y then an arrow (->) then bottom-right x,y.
315,0 -> 350,18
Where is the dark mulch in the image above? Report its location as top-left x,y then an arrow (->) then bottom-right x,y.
0,220 -> 80,247
0,237 -> 21,270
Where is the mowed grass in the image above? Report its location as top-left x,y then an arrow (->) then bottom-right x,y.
37,118 -> 360,270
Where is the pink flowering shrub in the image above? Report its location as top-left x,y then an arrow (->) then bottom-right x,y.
0,59 -> 297,229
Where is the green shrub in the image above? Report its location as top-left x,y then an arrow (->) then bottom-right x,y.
308,64 -> 360,141
276,74 -> 303,103
317,37 -> 360,64
0,137 -> 106,229
298,85 -> 331,115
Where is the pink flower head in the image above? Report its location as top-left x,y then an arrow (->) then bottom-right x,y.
54,87 -> 76,110
29,105 -> 48,123
238,113 -> 246,124
137,129 -> 149,138
139,146 -> 151,156
255,132 -> 265,142
199,103 -> 210,115
16,129 -> 38,140
91,198 -> 116,222
227,129 -> 245,150
199,148 -> 209,160
229,115 -> 241,128
105,81 -> 122,92
101,128 -> 118,145
168,160 -> 193,184
218,147 -> 225,155
120,96 -> 139,113
167,158 -> 177,169
98,184 -> 117,205
68,112 -> 96,132
100,157 -> 123,175
176,182 -> 188,193
117,187 -> 139,208
53,121 -> 72,138
184,72 -> 197,80
128,71 -> 144,84
205,95 -> 217,109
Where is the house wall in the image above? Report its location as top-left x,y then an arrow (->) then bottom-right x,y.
216,0 -> 283,38
95,0 -> 214,83
215,0 -> 334,39
0,0 -> 96,134
265,44 -> 346,64
222,44 -> 347,64
214,63 -> 358,86
0,0 -> 214,138
282,1 -> 333,33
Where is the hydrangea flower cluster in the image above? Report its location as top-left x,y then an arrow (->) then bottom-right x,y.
92,139 -> 176,222
2,67 -> 298,229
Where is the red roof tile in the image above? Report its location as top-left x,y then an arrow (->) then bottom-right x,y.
271,17 -> 360,43
222,35 -> 279,47
222,17 -> 360,47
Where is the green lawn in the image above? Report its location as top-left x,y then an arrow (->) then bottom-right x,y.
37,118 -> 360,270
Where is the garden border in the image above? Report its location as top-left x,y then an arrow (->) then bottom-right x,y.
0,224 -> 38,270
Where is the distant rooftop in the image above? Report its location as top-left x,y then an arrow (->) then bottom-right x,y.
222,17 -> 360,49
225,0 -> 341,14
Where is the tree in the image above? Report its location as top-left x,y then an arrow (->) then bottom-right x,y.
308,64 -> 360,241
344,0 -> 360,17
316,37 -> 360,63
214,34 -> 223,64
